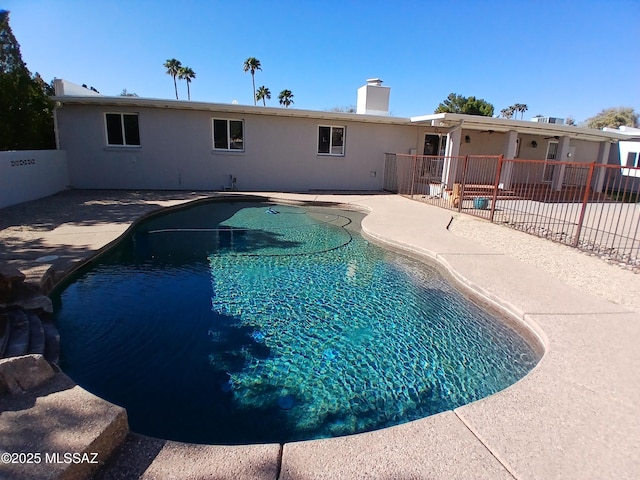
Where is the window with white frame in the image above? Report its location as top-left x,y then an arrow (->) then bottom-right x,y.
213,119 -> 244,151
318,125 -> 345,155
626,151 -> 639,168
105,113 -> 140,146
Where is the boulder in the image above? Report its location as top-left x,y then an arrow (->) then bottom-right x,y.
18,294 -> 53,313
0,354 -> 56,395
0,266 -> 26,303
1,280 -> 53,313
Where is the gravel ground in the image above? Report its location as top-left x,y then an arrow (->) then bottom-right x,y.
448,213 -> 640,314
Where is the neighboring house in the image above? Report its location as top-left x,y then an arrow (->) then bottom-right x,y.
604,126 -> 640,190
52,79 -> 630,193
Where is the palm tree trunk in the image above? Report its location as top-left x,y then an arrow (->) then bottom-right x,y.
173,76 -> 178,100
252,73 -> 256,106
187,81 -> 191,101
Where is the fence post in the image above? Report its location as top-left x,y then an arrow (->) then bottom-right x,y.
489,155 -> 504,223
458,155 -> 469,212
573,162 -> 595,247
409,155 -> 417,197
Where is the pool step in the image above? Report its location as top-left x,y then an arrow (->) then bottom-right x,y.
41,316 -> 60,364
4,308 -> 30,357
0,307 -> 60,363
27,311 -> 45,354
0,312 -> 10,357
0,368 -> 129,480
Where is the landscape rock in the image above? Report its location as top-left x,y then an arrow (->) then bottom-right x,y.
0,354 -> 55,395
0,266 -> 26,303
0,280 -> 53,313
16,294 -> 53,313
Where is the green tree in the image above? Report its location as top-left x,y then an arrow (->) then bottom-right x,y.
278,89 -> 294,108
255,85 -> 271,106
163,58 -> 182,100
0,10 -> 55,150
585,107 -> 638,129
178,66 -> 196,101
243,57 -> 261,105
434,93 -> 494,116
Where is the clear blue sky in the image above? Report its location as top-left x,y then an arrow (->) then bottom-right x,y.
4,0 -> 639,123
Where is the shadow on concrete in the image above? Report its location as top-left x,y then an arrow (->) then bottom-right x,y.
90,433 -> 166,480
0,190 -> 224,282
0,371 -> 126,480
0,371 -> 75,413
91,433 -> 282,480
0,190 -> 294,285
0,190 -> 215,231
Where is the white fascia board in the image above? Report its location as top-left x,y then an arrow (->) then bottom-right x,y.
409,112 -> 628,142
604,126 -> 640,139
53,95 -> 412,126
410,113 -> 449,123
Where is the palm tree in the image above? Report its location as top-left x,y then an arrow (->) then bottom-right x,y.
243,57 -> 262,105
500,107 -> 515,119
120,89 -> 138,97
178,66 -> 196,101
164,58 -> 182,100
514,103 -> 528,119
255,86 -> 271,106
278,89 -> 294,108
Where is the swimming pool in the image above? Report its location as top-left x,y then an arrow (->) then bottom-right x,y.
52,200 -> 539,444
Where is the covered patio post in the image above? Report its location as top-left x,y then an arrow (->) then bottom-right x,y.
442,127 -> 462,189
499,130 -> 518,189
552,136 -> 571,191
593,141 -> 612,193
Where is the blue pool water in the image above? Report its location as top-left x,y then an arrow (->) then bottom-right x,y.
52,201 -> 539,444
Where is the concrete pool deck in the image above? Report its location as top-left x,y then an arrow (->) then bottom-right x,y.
1,190 -> 639,479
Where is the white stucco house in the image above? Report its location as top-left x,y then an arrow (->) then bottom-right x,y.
51,79 -> 631,193
603,126 -> 640,189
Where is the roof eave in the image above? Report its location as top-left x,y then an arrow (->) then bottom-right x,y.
52,95 -> 412,125
409,113 -> 628,142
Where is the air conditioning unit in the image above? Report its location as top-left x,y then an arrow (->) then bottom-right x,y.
531,116 -> 565,125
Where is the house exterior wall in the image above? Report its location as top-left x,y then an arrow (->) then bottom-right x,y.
56,104 -> 418,191
0,150 -> 68,208
570,139 -> 599,163
445,131 -> 605,186
510,161 -> 545,184
458,130 -> 505,156
606,139 -> 640,190
453,130 -> 505,183
517,134 -> 545,161
458,132 -> 600,163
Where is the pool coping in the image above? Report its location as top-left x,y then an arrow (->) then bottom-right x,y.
2,190 -> 639,479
